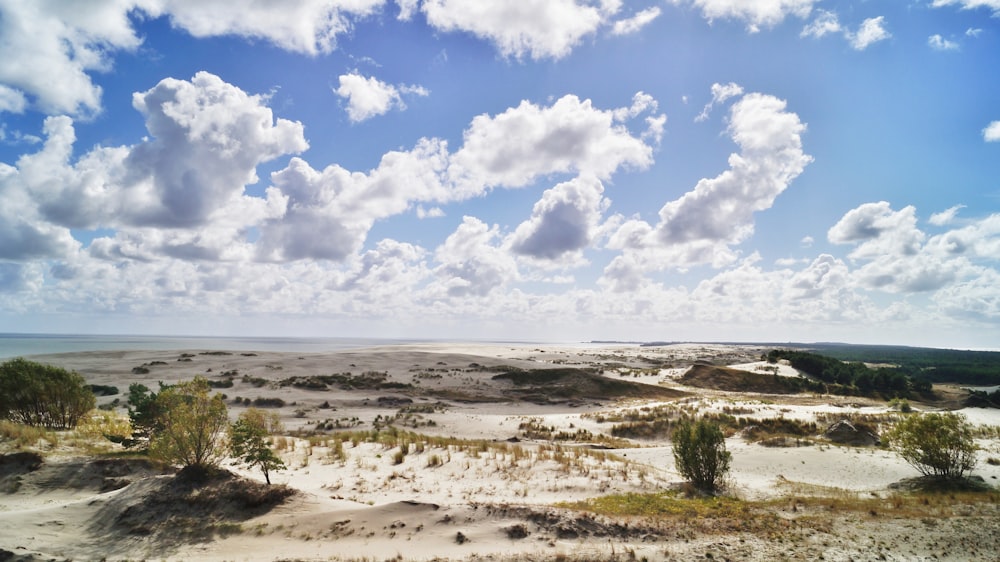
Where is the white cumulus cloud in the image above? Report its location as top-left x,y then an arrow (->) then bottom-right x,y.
825,202 -> 1000,295
0,84 -> 27,114
448,93 -> 659,196
421,0 -> 617,60
984,121 -> 1000,142
611,7 -> 661,36
932,0 -> 1000,16
148,0 -> 386,55
800,9 -> 841,38
2,73 -> 307,264
508,174 -> 608,262
335,71 -> 429,122
681,0 -> 817,33
801,11 -> 891,51
695,81 -> 744,122
929,205 -> 966,226
0,0 -> 143,116
0,0 -> 387,117
603,89 -> 812,286
928,34 -> 959,51
848,16 -> 890,51
432,216 -> 518,297
257,138 -> 450,262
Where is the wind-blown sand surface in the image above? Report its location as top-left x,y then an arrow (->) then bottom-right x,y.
2,343 -> 999,561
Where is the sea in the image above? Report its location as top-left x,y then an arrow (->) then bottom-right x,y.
0,333 -> 432,360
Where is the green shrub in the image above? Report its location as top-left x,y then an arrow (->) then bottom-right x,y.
88,384 -> 120,396
252,397 -> 285,408
886,412 -> 978,480
0,358 -> 95,429
671,418 -> 731,493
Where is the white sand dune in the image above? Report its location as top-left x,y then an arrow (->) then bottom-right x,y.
1,343 -> 999,561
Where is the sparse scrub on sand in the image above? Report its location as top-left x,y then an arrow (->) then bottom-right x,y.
742,417 -> 818,443
514,417 -> 637,448
392,449 -> 406,465
0,420 -> 58,449
251,396 -> 286,408
73,409 -> 132,451
814,411 -> 902,432
595,403 -> 816,445
241,375 -> 269,387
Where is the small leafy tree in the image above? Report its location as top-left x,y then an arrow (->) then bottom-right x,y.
886,412 -> 978,480
121,382 -> 172,448
0,358 -> 95,429
672,418 -> 731,493
230,407 -> 286,485
148,377 -> 229,470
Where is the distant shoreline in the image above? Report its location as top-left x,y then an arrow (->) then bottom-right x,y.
3,332 -> 998,360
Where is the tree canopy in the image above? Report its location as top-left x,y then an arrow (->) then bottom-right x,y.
0,358 -> 95,429
148,377 -> 229,470
766,349 -> 930,397
886,412 -> 978,481
230,407 -> 286,485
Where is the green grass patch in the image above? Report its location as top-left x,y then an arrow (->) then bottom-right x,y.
558,491 -> 751,519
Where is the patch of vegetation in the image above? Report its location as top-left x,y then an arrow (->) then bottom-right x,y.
0,358 -> 96,429
492,368 -> 686,402
94,467 -> 295,541
593,404 -> 817,445
966,387 -> 1000,409
886,412 -> 979,481
149,377 -> 229,470
242,375 -> 269,388
767,349 -> 931,397
231,408 -> 285,485
672,418 -> 731,493
280,371 -> 414,392
88,384 -> 120,396
794,343 -> 1000,386
743,417 -> 818,441
131,361 -> 169,375
561,485 -> 1000,538
314,417 -> 361,430
557,492 -> 788,536
252,397 -> 286,408
516,417 -> 634,448
0,421 -> 58,449
680,364 -> 826,395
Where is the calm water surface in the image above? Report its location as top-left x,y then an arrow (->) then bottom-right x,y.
0,334 -> 431,359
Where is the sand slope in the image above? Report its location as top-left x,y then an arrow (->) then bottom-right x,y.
1,343 -> 999,561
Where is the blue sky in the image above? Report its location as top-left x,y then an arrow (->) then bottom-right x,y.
1,1 -> 999,348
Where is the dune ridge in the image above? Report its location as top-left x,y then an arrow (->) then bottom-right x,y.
1,342 -> 998,560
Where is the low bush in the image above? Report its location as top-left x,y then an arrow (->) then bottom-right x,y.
252,397 -> 285,408
886,412 -> 978,480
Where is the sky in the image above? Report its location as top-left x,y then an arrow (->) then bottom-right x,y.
1,1 -> 999,349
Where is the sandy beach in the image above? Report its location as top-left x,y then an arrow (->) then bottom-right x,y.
2,343 -> 999,561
